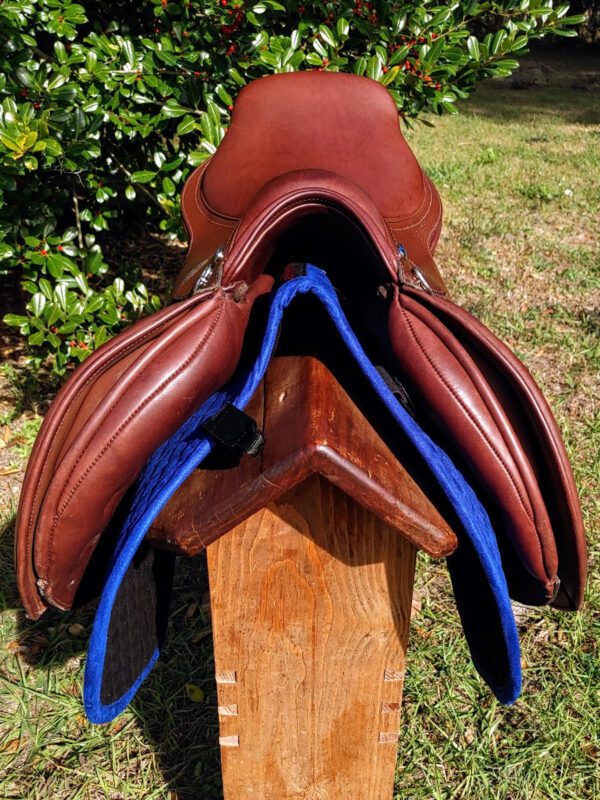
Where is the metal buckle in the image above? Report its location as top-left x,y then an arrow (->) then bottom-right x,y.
410,266 -> 434,295
192,248 -> 225,294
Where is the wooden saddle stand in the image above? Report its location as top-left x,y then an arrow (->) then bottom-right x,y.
149,355 -> 456,800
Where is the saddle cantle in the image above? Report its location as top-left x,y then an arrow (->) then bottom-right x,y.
16,74 -> 585,659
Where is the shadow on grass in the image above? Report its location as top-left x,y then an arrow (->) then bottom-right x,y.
1,512 -> 224,799
459,48 -> 600,126
461,81 -> 600,126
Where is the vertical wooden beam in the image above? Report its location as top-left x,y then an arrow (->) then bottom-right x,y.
207,474 -> 416,800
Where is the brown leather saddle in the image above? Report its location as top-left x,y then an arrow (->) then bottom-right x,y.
15,74 -> 586,717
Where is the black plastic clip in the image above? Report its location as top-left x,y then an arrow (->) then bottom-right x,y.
202,403 -> 265,456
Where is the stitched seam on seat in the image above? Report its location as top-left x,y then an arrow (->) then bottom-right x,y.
44,292 -> 226,579
192,162 -> 240,227
384,177 -> 433,230
26,297 -> 214,588
398,297 -> 551,579
228,192 -> 396,266
383,174 -> 430,225
426,188 -> 443,256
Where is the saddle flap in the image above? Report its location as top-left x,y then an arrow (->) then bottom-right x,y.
388,286 -> 586,609
16,276 -> 274,619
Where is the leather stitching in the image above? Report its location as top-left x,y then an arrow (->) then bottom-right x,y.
227,191 -> 396,269
397,294 -> 551,581
26,296 -> 210,588
41,291 -> 223,586
385,176 -> 432,230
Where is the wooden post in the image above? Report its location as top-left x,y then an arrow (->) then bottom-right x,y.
209,475 -> 415,800
150,356 -> 457,799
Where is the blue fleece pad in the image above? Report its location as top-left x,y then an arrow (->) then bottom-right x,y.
84,265 -> 521,723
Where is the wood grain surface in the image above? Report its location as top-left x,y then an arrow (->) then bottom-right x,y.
208,474 -> 416,800
149,356 -> 456,559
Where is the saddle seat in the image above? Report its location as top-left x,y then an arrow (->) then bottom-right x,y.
174,71 -> 444,299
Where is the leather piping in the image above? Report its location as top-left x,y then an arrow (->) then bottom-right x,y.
43,292 -> 226,582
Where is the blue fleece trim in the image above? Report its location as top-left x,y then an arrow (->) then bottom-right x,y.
84,265 -> 521,723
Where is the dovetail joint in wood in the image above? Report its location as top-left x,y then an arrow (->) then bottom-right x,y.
218,704 -> 239,716
216,670 -> 237,684
381,701 -> 401,713
383,669 -> 405,682
219,735 -> 240,748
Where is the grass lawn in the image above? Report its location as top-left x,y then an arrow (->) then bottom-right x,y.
0,50 -> 598,799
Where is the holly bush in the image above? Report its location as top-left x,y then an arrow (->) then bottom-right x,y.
0,1 -> 584,374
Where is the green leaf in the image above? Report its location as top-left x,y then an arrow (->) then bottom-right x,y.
160,100 -> 187,119
177,115 -> 197,136
389,46 -> 410,67
319,24 -> 337,48
185,683 -> 205,703
491,30 -> 507,55
131,170 -> 157,184
337,18 -> 350,38
367,55 -> 382,81
47,255 -> 65,278
54,284 -> 68,310
94,326 -> 109,349
216,85 -> 233,106
28,331 -> 45,346
0,133 -> 20,152
467,36 -> 480,61
86,51 -> 98,72
30,293 -> 47,316
16,67 -> 35,89
306,53 -> 323,67
162,176 -> 175,196
228,68 -> 246,86
3,314 -> 29,328
54,41 -> 68,64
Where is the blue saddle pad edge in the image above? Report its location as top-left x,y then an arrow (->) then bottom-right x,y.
84,265 -> 521,724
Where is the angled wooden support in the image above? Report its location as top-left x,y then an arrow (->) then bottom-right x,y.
150,356 -> 456,800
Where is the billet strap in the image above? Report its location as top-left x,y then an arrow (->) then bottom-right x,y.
84,265 -> 520,724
